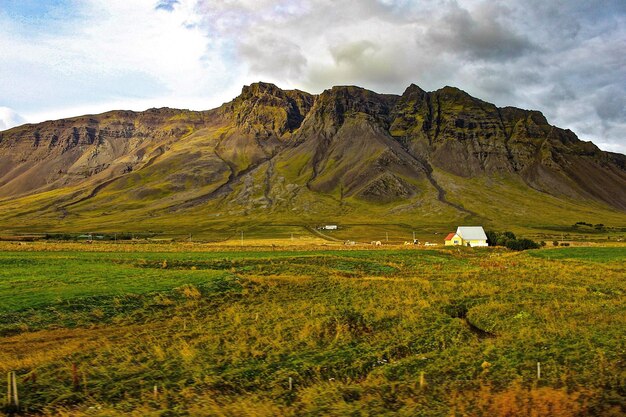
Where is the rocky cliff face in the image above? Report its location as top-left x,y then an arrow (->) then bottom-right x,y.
387,84 -> 626,208
0,109 -> 211,197
225,82 -> 314,137
0,82 -> 624,221
279,86 -> 426,201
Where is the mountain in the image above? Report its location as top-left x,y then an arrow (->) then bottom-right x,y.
0,82 -> 624,234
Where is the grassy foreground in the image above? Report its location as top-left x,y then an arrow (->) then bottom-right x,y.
0,243 -> 625,416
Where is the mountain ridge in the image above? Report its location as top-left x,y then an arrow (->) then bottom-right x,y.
0,82 -> 624,233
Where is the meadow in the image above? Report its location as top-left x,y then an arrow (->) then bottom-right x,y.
0,242 -> 625,416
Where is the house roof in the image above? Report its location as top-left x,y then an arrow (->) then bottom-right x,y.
444,233 -> 457,241
456,226 -> 487,240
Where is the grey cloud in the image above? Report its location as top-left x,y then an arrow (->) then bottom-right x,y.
593,88 -> 626,122
330,40 -> 379,65
425,3 -> 535,61
192,0 -> 626,152
308,38 -> 418,92
238,35 -> 307,80
308,54 -> 403,92
470,67 -> 518,99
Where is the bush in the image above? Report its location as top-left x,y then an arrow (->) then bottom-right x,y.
487,231 -> 540,251
485,230 -> 498,246
503,231 -> 516,240
553,241 -> 559,247
506,238 -> 540,251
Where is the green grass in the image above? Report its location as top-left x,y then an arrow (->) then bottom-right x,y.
0,252 -> 236,313
0,245 -> 625,416
528,246 -> 626,262
0,249 -> 469,314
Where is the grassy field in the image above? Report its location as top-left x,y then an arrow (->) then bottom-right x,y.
1,243 -> 625,416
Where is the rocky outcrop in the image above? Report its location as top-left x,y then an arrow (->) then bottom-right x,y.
387,85 -> 626,209
222,82 -> 314,138
280,86 -> 425,199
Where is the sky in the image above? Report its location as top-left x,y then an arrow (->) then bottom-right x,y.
0,0 -> 625,153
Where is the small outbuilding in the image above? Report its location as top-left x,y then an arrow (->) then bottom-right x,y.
444,233 -> 462,246
445,226 -> 488,247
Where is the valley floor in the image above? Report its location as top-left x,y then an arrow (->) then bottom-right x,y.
0,243 -> 625,416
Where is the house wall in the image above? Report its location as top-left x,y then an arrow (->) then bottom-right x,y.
466,239 -> 488,247
447,228 -> 488,247
445,236 -> 462,246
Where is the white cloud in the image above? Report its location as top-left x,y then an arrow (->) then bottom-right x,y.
0,0 -> 241,117
0,107 -> 26,131
595,139 -> 626,154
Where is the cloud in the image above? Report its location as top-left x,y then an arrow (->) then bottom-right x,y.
239,35 -> 307,81
156,0 -> 180,11
306,39 -> 408,90
0,0 -> 624,153
425,2 -> 534,61
330,40 -> 379,65
0,107 -> 26,131
0,0 -> 239,117
594,91 -> 625,122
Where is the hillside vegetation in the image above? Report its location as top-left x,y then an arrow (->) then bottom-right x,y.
1,243 -> 624,416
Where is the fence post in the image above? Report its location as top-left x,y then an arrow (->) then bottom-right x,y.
6,371 -> 19,409
12,372 -> 18,408
537,362 -> 541,380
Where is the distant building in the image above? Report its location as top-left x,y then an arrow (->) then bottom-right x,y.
323,225 -> 338,230
445,226 -> 488,247
444,233 -> 462,246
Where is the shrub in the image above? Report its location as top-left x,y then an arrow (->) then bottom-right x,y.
485,230 -> 498,246
553,241 -> 559,247
505,238 -> 540,251
487,231 -> 540,251
503,231 -> 516,240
